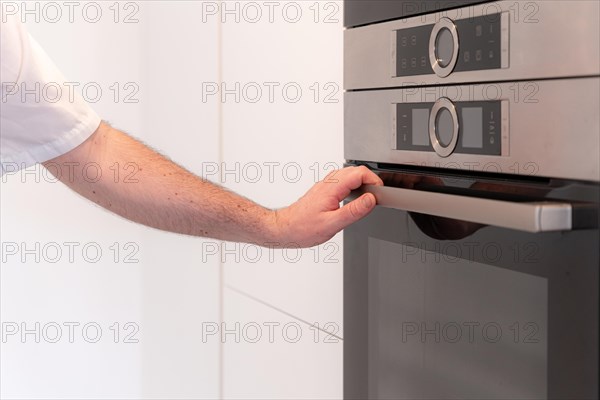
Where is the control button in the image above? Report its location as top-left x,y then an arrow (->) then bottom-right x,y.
475,49 -> 482,61
436,108 -> 454,146
429,18 -> 459,78
435,28 -> 454,67
429,98 -> 459,158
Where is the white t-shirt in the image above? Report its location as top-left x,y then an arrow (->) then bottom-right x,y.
0,15 -> 101,175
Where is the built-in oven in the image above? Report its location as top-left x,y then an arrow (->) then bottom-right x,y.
344,163 -> 599,399
344,1 -> 600,90
343,2 -> 600,399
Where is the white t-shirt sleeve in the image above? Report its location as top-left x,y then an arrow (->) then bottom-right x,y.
1,16 -> 101,175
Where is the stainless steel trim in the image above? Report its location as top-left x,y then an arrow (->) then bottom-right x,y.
390,30 -> 397,77
345,1 -> 600,90
429,97 -> 459,157
428,18 -> 459,78
344,78 -> 600,182
354,185 -> 573,232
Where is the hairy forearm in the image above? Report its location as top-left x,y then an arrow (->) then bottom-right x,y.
43,122 -> 280,245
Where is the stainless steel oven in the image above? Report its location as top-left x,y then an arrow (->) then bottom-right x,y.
343,2 -> 600,399
344,1 -> 600,89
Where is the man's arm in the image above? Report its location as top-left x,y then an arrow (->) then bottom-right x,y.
42,122 -> 382,247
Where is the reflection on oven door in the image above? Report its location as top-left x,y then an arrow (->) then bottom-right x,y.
368,239 -> 547,399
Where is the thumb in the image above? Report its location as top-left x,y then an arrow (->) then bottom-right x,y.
328,192 -> 377,233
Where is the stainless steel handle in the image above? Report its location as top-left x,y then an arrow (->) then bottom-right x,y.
354,185 -> 573,233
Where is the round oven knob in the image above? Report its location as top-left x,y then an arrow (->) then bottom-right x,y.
429,17 -> 459,78
429,98 -> 459,158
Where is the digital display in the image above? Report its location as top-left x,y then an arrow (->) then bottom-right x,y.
395,25 -> 435,77
461,107 -> 483,148
412,109 -> 430,146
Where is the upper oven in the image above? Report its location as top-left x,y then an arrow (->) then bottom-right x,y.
344,1 -> 600,90
343,1 -> 600,399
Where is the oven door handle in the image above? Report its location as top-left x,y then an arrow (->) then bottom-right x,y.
352,185 -> 596,233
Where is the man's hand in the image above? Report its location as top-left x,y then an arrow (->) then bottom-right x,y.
275,166 -> 383,247
43,122 -> 382,248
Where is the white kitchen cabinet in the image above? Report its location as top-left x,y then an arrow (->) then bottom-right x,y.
220,0 -> 345,337
222,286 -> 342,399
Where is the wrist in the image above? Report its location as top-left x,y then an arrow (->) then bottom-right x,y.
265,208 -> 288,246
262,205 -> 303,248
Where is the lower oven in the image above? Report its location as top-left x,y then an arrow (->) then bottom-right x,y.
344,165 -> 599,399
343,79 -> 600,399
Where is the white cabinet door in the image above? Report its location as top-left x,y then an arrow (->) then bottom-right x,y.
220,0 -> 345,337
222,286 -> 342,399
219,2 -> 344,397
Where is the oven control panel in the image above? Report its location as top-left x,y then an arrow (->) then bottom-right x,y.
393,98 -> 507,157
392,13 -> 509,78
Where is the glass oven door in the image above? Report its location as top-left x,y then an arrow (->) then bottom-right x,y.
344,165 -> 599,400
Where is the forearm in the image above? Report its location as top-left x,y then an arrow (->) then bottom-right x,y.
43,122 -> 280,245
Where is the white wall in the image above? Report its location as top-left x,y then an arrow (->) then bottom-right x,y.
1,1 -> 343,399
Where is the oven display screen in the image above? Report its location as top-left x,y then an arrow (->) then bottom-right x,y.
461,107 -> 483,148
411,108 -> 430,146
